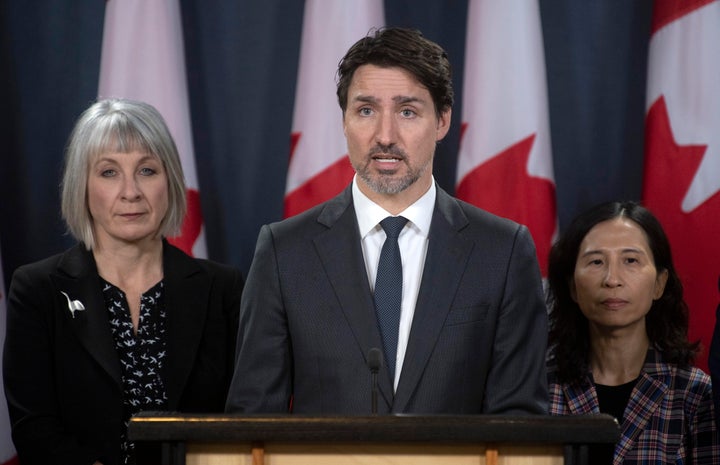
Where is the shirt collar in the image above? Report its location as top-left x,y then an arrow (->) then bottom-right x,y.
352,175 -> 436,239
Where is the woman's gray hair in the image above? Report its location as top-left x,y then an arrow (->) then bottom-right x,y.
61,98 -> 187,249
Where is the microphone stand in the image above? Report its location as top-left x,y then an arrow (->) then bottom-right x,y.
368,348 -> 382,415
371,369 -> 378,415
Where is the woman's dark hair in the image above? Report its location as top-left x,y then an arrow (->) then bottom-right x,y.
336,27 -> 454,119
547,201 -> 698,383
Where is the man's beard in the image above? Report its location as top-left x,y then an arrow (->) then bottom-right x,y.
352,144 -> 431,195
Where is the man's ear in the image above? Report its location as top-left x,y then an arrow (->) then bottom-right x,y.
436,108 -> 451,141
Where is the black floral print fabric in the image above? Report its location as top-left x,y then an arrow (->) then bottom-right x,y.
101,278 -> 168,465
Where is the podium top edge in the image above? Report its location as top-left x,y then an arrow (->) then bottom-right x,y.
128,413 -> 620,444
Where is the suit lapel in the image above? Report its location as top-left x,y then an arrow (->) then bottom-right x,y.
393,188 -> 474,412
313,187 -> 394,409
615,350 -> 668,461
560,351 -> 669,463
162,243 -> 209,409
52,245 -> 122,386
563,376 -> 600,415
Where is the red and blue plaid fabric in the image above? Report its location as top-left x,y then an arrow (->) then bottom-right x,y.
548,347 -> 720,464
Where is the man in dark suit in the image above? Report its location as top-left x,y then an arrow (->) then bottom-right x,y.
226,27 -> 548,415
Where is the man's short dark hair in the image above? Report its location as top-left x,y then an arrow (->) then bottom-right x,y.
336,27 -> 454,119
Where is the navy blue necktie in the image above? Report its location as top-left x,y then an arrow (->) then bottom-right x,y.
374,216 -> 408,380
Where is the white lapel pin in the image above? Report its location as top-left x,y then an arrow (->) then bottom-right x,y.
60,291 -> 86,318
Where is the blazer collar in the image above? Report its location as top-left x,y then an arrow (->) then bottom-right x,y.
562,348 -> 669,415
563,375 -> 599,416
51,242 -> 211,408
561,347 -> 670,462
159,241 -> 210,409
315,186 -> 475,412
393,187 -> 473,412
314,187 -> 395,409
615,347 -> 668,460
52,244 -> 123,386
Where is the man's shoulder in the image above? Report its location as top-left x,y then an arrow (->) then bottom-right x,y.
438,188 -> 523,235
268,188 -> 353,237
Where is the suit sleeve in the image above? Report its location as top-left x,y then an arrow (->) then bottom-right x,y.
482,225 -> 549,414
225,225 -> 293,413
3,266 -> 103,465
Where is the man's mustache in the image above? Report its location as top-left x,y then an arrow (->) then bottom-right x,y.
368,144 -> 407,159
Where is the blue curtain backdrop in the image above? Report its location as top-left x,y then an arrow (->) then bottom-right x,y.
0,0 -> 653,285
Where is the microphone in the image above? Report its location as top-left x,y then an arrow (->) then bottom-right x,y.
367,348 -> 383,414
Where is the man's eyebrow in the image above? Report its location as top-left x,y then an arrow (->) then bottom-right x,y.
393,95 -> 424,105
352,95 -> 378,104
350,95 -> 426,105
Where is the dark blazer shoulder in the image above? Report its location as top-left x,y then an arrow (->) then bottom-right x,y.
161,242 -> 244,314
163,241 -> 242,280
265,185 -> 354,239
157,241 -> 243,411
12,243 -> 92,280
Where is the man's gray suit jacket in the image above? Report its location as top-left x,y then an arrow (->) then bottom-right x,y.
226,185 -> 548,415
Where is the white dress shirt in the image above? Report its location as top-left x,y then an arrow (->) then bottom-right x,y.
352,176 -> 435,390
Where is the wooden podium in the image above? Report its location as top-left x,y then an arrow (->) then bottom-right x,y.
128,413 -> 619,465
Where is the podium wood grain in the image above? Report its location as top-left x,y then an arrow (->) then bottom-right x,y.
128,413 -> 619,465
185,443 -> 564,465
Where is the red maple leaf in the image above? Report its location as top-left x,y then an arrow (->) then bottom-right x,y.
643,96 -> 720,372
456,124 -> 557,276
284,131 -> 356,218
650,0 -> 716,34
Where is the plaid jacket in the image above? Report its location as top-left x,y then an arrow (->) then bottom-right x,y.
548,347 -> 719,464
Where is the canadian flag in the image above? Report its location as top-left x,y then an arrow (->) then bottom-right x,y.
98,0 -> 206,257
642,0 -> 720,371
455,0 -> 556,276
284,0 -> 385,218
0,247 -> 18,465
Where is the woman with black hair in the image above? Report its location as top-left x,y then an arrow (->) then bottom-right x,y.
546,200 -> 718,464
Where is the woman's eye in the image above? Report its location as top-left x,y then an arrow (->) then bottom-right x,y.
139,167 -> 157,176
101,169 -> 116,177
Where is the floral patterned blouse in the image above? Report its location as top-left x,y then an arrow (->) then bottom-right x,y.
101,278 -> 168,465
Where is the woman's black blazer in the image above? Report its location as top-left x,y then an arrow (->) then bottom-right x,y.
3,242 -> 243,465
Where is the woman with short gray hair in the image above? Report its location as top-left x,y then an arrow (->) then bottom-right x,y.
3,98 -> 243,465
